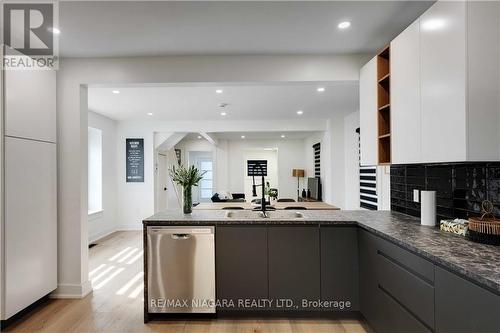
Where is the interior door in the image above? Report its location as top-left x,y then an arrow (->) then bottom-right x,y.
196,158 -> 213,203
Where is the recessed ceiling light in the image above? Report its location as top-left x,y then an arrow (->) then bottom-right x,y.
197,135 -> 202,139
49,27 -> 60,34
317,87 -> 325,92
216,89 -> 223,94
241,135 -> 245,139
338,21 -> 351,29
147,112 -> 153,116
220,112 -> 227,116
297,110 -> 304,115
281,134 -> 286,138
112,90 -> 120,94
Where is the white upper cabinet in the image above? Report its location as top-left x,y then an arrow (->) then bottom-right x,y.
390,0 -> 500,164
359,57 -> 378,166
420,1 -> 467,163
5,69 -> 56,143
391,19 -> 421,164
465,1 -> 500,161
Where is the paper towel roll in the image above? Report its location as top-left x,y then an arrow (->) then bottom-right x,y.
421,191 -> 436,226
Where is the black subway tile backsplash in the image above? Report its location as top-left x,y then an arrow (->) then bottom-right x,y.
390,162 -> 500,221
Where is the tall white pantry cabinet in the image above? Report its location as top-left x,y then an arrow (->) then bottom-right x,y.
360,1 -> 500,165
1,68 -> 57,320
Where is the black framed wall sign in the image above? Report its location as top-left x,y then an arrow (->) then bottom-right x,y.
126,138 -> 144,182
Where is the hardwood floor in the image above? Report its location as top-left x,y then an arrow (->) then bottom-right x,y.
4,231 -> 372,333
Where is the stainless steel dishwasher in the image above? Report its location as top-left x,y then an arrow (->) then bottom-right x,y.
147,226 -> 215,313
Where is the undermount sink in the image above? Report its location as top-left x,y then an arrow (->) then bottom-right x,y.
224,210 -> 305,219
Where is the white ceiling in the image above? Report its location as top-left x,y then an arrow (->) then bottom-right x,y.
60,1 -> 433,57
212,131 -> 320,140
183,131 -> 319,141
88,82 -> 358,121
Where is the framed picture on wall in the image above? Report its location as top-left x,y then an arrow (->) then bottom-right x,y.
126,138 -> 144,182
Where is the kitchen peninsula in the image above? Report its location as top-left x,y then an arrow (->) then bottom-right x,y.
143,210 -> 500,333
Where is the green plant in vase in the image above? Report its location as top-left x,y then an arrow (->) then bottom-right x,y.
169,164 -> 206,214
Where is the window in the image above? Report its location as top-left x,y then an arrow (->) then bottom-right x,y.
88,127 -> 102,214
199,160 -> 213,200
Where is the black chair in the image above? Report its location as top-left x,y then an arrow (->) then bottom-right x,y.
277,198 -> 295,202
222,206 -> 244,210
284,206 -> 307,210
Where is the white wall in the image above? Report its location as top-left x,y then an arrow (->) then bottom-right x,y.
327,115 -> 346,208
115,122 -> 155,230
87,111 -> 117,243
225,139 -> 306,200
344,111 -> 361,209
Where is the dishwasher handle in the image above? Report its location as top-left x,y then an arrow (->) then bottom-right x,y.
171,234 -> 191,240
148,226 -> 214,235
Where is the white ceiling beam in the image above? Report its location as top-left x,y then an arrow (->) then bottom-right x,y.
199,132 -> 218,146
155,132 -> 188,152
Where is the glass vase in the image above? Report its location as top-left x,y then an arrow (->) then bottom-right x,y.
183,186 -> 193,214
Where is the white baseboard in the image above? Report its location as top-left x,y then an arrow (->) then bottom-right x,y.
50,281 -> 93,299
115,224 -> 143,231
88,226 -> 117,244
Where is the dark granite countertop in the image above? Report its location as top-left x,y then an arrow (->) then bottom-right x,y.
143,210 -> 500,295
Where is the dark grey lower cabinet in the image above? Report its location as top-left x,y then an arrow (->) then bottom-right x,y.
435,266 -> 500,333
359,230 -> 384,332
268,226 -> 320,310
320,226 -> 359,311
216,226 -> 268,310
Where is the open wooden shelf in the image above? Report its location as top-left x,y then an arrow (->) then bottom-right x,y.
377,44 -> 391,165
378,73 -> 390,84
377,85 -> 390,107
378,135 -> 391,164
378,107 -> 391,135
378,103 -> 390,111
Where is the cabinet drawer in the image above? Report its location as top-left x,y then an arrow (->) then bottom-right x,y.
378,284 -> 433,333
376,236 -> 434,284
377,252 -> 435,329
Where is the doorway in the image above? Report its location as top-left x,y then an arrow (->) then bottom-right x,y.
188,151 -> 214,203
155,152 -> 168,212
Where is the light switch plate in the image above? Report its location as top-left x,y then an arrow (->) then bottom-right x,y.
413,189 -> 420,203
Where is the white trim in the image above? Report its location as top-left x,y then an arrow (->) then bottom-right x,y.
115,224 -> 143,231
88,226 -> 116,244
50,281 -> 93,299
88,209 -> 104,219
